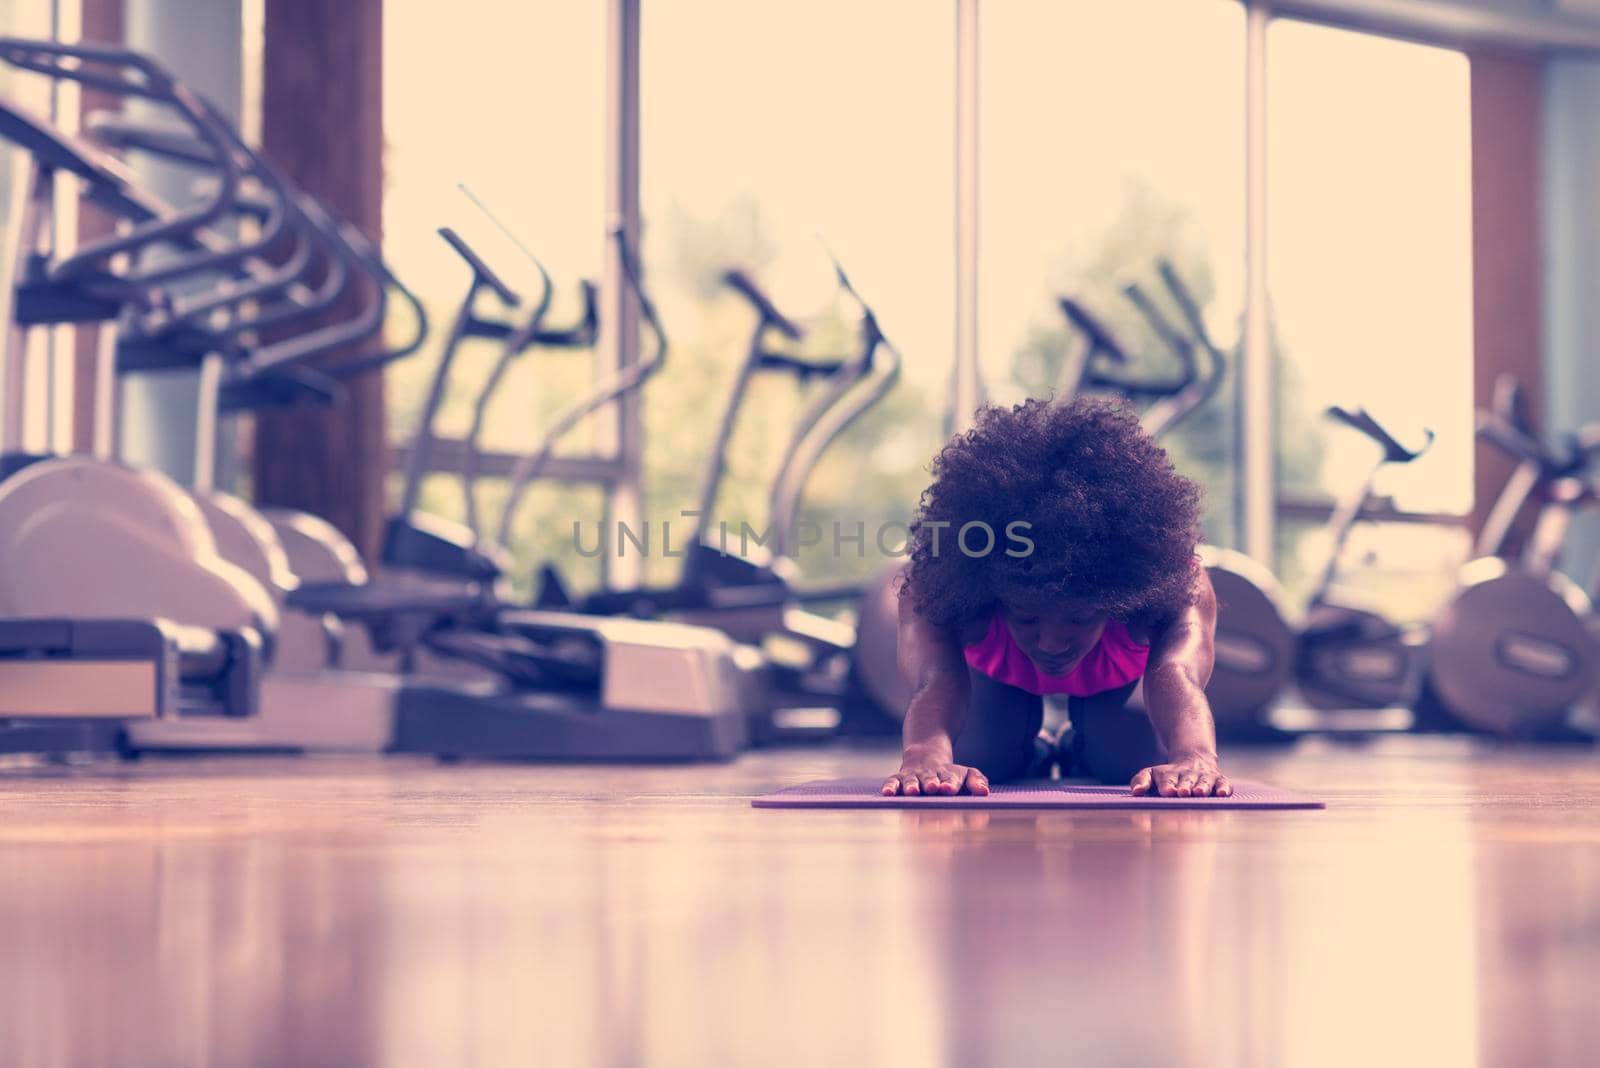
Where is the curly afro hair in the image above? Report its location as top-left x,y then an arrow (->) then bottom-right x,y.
905,397 -> 1201,633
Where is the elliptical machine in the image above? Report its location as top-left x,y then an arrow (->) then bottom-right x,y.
0,37 -> 425,747
74,98 -> 433,680
1422,375 -> 1600,737
0,38 -> 750,762
535,256 -> 905,736
382,205 -> 599,590
0,41 -> 287,756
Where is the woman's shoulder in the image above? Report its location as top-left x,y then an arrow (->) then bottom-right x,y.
1124,570 -> 1214,644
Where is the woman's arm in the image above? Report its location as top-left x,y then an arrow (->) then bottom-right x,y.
1131,566 -> 1233,797
880,578 -> 990,796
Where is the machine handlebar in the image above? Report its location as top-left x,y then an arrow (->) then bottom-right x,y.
1327,406 -> 1434,464
0,37 -> 243,283
724,269 -> 804,341
437,227 -> 521,307
528,280 -> 600,348
1057,296 -> 1131,364
1475,406 -> 1591,479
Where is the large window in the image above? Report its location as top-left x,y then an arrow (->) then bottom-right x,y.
383,2 -> 608,589
639,0 -> 954,587
979,0 -> 1247,549
385,1 -> 954,593
1266,19 -> 1474,614
376,3 -> 1487,611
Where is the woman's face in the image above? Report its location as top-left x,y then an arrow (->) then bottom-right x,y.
1001,602 -> 1109,676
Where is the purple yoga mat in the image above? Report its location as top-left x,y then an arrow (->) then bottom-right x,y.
752,777 -> 1324,810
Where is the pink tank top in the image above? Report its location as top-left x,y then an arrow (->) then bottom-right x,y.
964,613 -> 1149,697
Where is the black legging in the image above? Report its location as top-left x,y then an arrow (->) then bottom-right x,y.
952,669 -> 1168,785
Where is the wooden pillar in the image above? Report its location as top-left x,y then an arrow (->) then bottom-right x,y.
73,0 -> 127,456
254,0 -> 386,560
1468,50 -> 1543,544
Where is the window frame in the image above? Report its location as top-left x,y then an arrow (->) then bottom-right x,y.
396,0 -> 1572,575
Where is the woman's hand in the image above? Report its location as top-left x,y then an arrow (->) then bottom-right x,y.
881,746 -> 990,796
1129,751 -> 1232,797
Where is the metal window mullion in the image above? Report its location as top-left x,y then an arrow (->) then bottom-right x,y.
951,0 -> 980,437
1242,1 -> 1276,568
602,0 -> 642,587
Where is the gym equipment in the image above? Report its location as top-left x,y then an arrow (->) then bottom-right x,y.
751,778 -> 1324,810
81,101 -> 587,694
279,225 -> 750,760
0,286 -> 351,756
455,191 -> 599,547
534,255 -> 904,737
356,233 -> 749,758
0,42 -> 281,755
0,618 -> 258,757
75,106 -> 432,678
0,40 -> 420,462
384,208 -> 598,589
0,39 -> 748,762
50,66 -> 534,613
292,213 -> 654,621
540,258 -> 901,610
1290,409 -> 1433,712
0,41 -> 410,642
1423,376 -> 1600,737
1055,281 -> 1219,439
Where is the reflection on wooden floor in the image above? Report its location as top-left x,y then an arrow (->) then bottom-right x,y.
1,737 -> 1597,1068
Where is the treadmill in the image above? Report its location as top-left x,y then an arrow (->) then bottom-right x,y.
0,37 -> 749,761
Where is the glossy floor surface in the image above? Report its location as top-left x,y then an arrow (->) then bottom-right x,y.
2,737 -> 1597,1068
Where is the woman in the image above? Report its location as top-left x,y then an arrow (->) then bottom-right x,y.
882,398 -> 1230,798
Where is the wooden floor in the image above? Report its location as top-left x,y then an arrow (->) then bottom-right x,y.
1,738 -> 1597,1068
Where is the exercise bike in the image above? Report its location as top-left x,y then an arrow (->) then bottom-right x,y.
1421,375 -> 1600,738
1288,409 -> 1433,715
